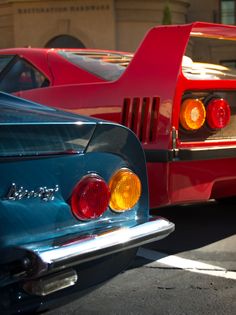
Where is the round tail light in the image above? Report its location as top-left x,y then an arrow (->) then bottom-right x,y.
108,169 -> 141,212
71,174 -> 110,220
180,98 -> 206,131
206,98 -> 230,129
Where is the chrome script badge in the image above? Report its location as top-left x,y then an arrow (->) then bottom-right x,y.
5,183 -> 59,201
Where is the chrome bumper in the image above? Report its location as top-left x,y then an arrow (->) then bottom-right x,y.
10,216 -> 174,296
3,217 -> 173,282
33,216 -> 174,274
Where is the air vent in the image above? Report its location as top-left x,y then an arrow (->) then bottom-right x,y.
122,97 -> 160,143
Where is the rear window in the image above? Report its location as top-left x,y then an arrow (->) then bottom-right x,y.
182,56 -> 236,80
0,55 -> 14,72
58,51 -> 132,81
0,56 -> 50,93
183,36 -> 236,80
0,124 -> 93,157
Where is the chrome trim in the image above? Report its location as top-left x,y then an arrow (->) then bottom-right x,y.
30,217 -> 174,275
5,183 -> 59,201
23,269 -> 78,296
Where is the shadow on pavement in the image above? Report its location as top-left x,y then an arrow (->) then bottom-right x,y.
131,200 -> 236,268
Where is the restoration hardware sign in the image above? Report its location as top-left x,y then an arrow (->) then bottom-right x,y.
18,4 -> 110,14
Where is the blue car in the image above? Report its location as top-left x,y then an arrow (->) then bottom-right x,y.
0,93 -> 174,314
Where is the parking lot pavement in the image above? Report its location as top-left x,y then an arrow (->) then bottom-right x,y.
46,200 -> 236,315
137,247 -> 236,280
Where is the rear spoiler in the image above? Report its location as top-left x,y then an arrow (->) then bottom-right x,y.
119,22 -> 236,96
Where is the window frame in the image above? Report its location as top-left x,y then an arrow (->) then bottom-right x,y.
219,0 -> 236,25
0,55 -> 50,93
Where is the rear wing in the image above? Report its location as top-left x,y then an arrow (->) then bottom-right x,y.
119,22 -> 236,95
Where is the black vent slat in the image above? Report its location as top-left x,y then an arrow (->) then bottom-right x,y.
122,97 -> 160,143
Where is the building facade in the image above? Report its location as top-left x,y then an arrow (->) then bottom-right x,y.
0,0 -> 190,51
0,0 -> 235,65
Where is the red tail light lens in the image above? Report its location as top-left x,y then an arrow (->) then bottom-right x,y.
71,174 -> 110,220
206,98 -> 231,129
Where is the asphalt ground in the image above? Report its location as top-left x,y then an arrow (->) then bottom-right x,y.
46,200 -> 236,315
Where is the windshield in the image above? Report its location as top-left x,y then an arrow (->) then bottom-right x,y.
58,51 -> 132,81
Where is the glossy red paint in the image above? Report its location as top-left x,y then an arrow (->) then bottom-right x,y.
1,22 -> 236,208
169,158 -> 236,202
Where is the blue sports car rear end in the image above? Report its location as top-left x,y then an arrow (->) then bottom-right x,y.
0,93 -> 174,314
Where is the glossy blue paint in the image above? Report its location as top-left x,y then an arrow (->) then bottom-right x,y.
0,152 -> 139,247
0,91 -> 97,123
0,91 -> 148,256
0,92 -> 174,314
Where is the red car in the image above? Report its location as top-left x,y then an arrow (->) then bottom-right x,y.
1,22 -> 236,209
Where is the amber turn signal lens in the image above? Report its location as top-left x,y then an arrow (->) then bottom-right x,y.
109,169 -> 141,212
180,98 -> 206,131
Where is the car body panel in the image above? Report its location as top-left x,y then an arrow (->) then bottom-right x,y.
0,92 -> 174,313
1,22 -> 236,208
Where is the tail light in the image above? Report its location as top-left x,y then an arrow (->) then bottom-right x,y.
71,174 -> 110,220
70,169 -> 142,220
180,98 -> 206,131
206,98 -> 231,129
108,169 -> 141,212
